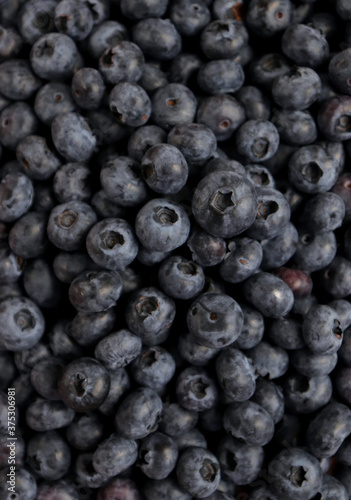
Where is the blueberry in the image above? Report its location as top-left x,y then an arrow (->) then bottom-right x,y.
130,345 -> 176,392
268,315 -> 305,350
30,356 -> 64,401
302,304 -> 343,354
17,0 -> 57,45
132,18 -> 182,61
175,427 -> 208,451
271,108 -> 318,146
69,269 -> 122,313
144,477 -> 192,500
251,379 -> 285,424
249,52 -> 291,90
98,41 -> 144,85
159,401 -> 198,437
151,83 -> 197,131
236,119 -> 280,163
51,112 -> 97,162
300,192 -> 345,233
0,102 -> 39,150
120,0 -> 169,21
135,198 -> 190,252
306,401 -> 351,458
58,357 -> 110,412
187,228 -> 226,267
0,60 -> 41,101
48,319 -> 83,361
187,293 -> 243,348
168,123 -> 217,165
30,33 -> 78,80
138,432 -> 178,479
71,67 -> 105,110
217,435 -> 264,486
192,171 -> 258,238
178,331 -> 220,367
128,125 -> 167,162
169,0 -> 211,37
0,296 -> 45,352
268,447 -> 322,500
92,434 -> 138,478
125,286 -> 176,345
318,96 -> 351,142
26,398 -> 76,432
246,340 -> 289,379
284,373 -> 333,414
115,387 -> 163,439
246,0 -> 292,37
243,272 -> 294,319
75,452 -> 106,489
16,135 -> 62,181
0,467 -> 37,500
94,329 -> 142,371
70,307 -> 116,347
139,61 -> 169,94
272,66 -> 321,111
318,474 -> 349,500
329,48 -> 351,96
158,255 -> 205,300
108,81 -> 151,127
176,366 -> 218,412
196,94 -> 246,142
197,60 -> 245,95
200,20 -> 248,60
27,431 -> 71,481
281,23 -> 329,68
216,348 -> 256,402
261,222 -> 299,269
87,20 -> 129,60
176,447 -> 221,498
223,400 -> 275,446
54,0 -> 94,40
233,303 -> 264,350
235,86 -> 271,122
34,81 -> 77,126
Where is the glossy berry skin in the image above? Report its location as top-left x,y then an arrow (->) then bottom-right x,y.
71,67 -> 105,109
200,20 -> 248,60
216,348 -> 256,402
69,269 -> 122,313
131,345 -> 176,392
47,201 -> 97,251
293,229 -> 337,273
196,94 -> 246,142
86,218 -> 139,271
300,192 -> 345,233
0,60 -> 41,101
70,308 -> 116,347
53,162 -> 92,203
274,267 -> 312,298
192,171 -> 257,238
0,102 -> 39,150
272,67 -> 321,111
246,341 -> 289,379
168,123 -> 217,165
16,135 -> 61,181
187,293 -> 243,349
27,431 -> 71,481
234,304 -> 264,350
223,401 -> 275,447
219,237 -> 262,284
125,287 -> 176,345
158,256 -> 205,300
261,222 -> 298,270
141,143 -> 188,194
176,367 -> 218,412
132,18 -> 181,61
243,272 -> 294,319
30,33 -> 78,80
302,304 -> 343,354
0,172 -> 34,223
271,108 -> 317,146
115,387 -> 163,439
54,0 -> 94,41
268,447 -> 322,500
98,41 -> 144,85
58,357 -> 110,412
176,447 -> 221,498
282,24 -> 329,69
92,434 -> 138,478
306,402 -> 351,458
135,198 -> 190,252
236,119 -> 280,163
197,60 -> 244,95
0,296 -> 45,352
94,329 -> 142,371
138,432 -> 178,480
318,96 -> 351,142
51,112 -> 97,162
251,379 -> 284,424
100,155 -> 148,208
34,82 -> 77,126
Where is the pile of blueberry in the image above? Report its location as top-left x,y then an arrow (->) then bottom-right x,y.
2,0 -> 351,498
